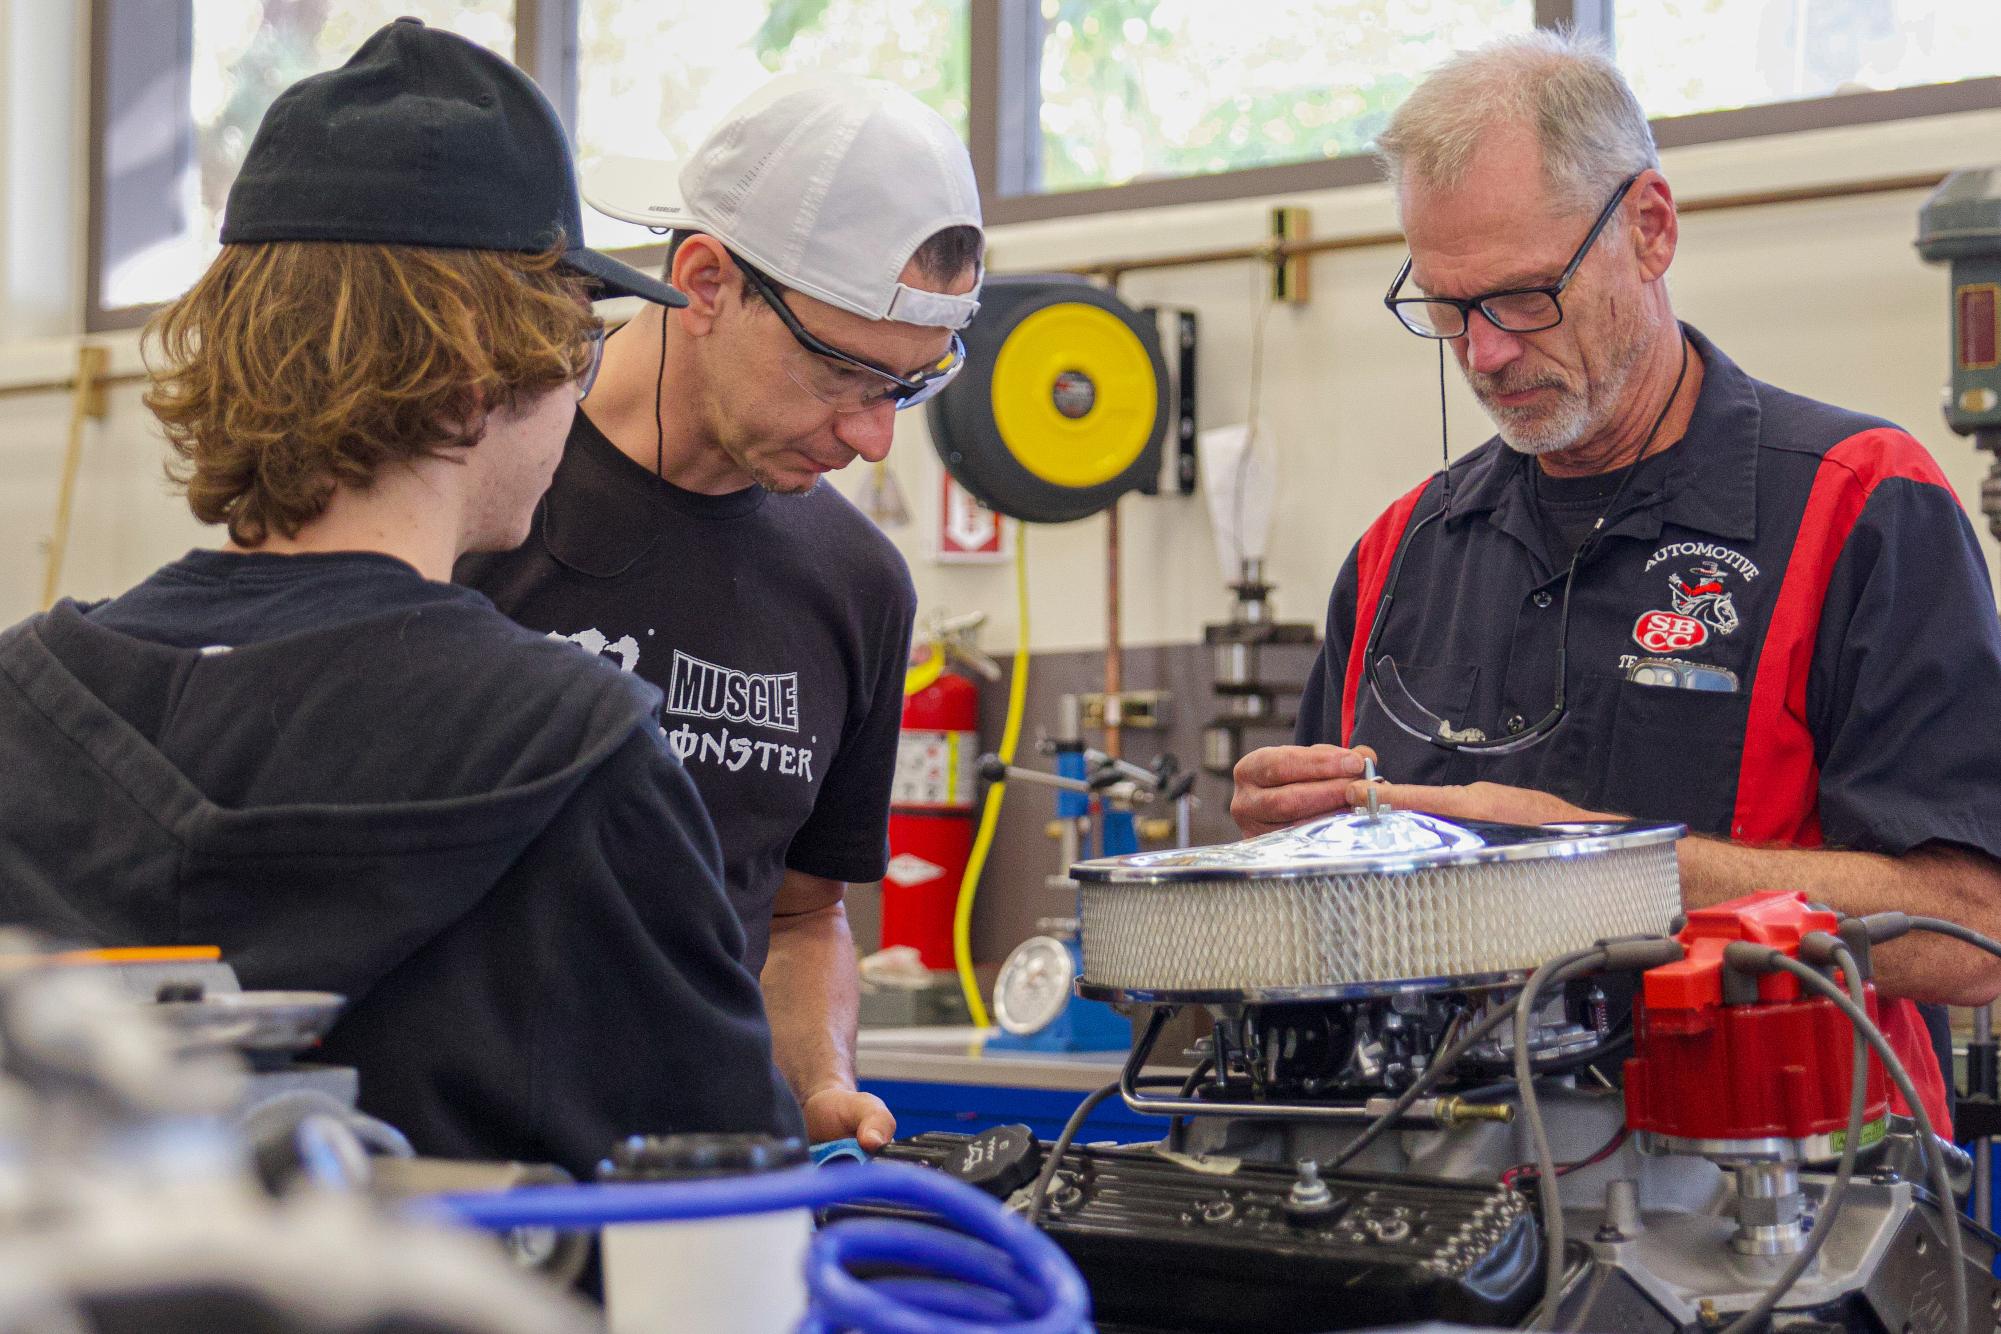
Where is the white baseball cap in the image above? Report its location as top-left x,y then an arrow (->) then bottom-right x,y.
584,76 -> 984,330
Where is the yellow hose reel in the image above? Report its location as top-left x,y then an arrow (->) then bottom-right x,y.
927,276 -> 1170,523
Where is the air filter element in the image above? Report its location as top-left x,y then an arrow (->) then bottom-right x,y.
926,275 -> 1167,523
1072,808 -> 1683,1003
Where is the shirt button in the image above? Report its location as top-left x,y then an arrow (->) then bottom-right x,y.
1532,591 -> 1554,609
1506,715 -> 1528,734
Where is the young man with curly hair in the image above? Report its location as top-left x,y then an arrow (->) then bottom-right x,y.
0,19 -> 801,1176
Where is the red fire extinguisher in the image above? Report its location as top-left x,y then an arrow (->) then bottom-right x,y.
884,622 -> 991,969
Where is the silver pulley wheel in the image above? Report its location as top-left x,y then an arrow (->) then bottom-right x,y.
993,935 -> 1078,1036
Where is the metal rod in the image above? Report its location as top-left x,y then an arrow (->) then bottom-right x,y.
1120,1083 -> 1455,1125
1974,429 -> 2001,546
1104,497 -> 1122,760
1084,750 -> 1158,789
989,764 -> 1094,795
1977,1002 -> 1993,1229
1055,171 -> 1949,283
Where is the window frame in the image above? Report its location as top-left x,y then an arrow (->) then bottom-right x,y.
84,0 -> 560,333
83,0 -> 2001,329
86,0 -> 188,333
969,0 -> 2001,225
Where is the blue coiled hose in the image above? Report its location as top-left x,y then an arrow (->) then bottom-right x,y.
413,1159 -> 1091,1334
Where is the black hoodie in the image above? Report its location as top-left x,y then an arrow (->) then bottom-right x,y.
0,553 -> 802,1178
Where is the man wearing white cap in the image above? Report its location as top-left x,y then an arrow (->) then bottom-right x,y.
459,77 -> 983,1151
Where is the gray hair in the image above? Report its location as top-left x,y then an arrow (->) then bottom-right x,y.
1376,29 -> 1659,214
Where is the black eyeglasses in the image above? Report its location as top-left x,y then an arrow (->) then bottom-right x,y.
1383,174 -> 1641,339
731,252 -> 965,413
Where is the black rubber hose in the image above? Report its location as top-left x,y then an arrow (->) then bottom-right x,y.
1744,947 -> 1968,1334
1717,941 -> 1871,1334
1027,1074 -> 1193,1227
1518,948 -> 1618,1330
1166,1057 -> 1216,1154
1862,912 -> 2001,962
1325,949 -> 1610,1177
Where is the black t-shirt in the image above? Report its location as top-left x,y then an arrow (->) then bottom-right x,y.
90,548 -> 475,645
457,410 -> 917,971
1530,448 -> 1675,563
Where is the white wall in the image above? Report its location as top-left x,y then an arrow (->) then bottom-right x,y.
2,336 -> 209,612
2,0 -> 1996,647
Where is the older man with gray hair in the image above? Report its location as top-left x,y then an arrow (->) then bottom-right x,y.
1231,30 -> 2001,1130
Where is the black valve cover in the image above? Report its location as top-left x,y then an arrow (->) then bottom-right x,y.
867,1133 -> 1543,1334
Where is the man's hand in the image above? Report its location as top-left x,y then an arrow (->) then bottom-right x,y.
763,871 -> 895,1149
1231,744 -> 1381,836
801,1085 -> 897,1151
1343,778 -> 1614,827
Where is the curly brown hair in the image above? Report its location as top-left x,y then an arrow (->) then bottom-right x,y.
144,241 -> 599,546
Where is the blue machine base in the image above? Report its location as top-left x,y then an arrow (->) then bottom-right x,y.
984,998 -> 1130,1055
862,1078 -> 1161,1145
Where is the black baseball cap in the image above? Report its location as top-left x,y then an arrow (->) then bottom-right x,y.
220,17 -> 684,308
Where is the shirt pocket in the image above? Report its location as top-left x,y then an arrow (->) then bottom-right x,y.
1597,676 -> 1752,835
1355,661 -> 1485,786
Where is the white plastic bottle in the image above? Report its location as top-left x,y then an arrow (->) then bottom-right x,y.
597,1133 -> 812,1334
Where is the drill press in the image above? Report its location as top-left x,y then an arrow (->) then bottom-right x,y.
1917,167 -> 2001,543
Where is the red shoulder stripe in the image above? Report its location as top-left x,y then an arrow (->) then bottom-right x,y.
1733,429 -> 1956,1128
1733,428 -> 1954,846
1340,480 -> 1432,745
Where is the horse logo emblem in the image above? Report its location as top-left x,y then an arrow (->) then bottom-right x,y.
1666,560 -> 1740,636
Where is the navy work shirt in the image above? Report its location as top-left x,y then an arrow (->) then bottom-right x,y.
1297,326 -> 2001,1129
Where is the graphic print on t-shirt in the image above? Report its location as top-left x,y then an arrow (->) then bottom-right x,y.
550,628 -> 819,784
551,626 -> 640,672
666,650 -> 800,731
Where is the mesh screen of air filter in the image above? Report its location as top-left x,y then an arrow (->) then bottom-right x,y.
1072,812 -> 1683,1002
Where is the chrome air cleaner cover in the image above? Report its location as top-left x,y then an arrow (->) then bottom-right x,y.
1072,808 -> 1683,1003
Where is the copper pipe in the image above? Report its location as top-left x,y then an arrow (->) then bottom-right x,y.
1056,171 -> 1949,282
1104,497 -> 1122,760
0,174 -> 1945,402
0,366 -> 145,400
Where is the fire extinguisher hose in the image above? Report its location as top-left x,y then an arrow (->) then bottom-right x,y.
954,527 -> 1029,1029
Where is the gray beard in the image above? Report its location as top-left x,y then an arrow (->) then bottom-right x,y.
1487,389 -> 1593,456
1475,328 -> 1649,457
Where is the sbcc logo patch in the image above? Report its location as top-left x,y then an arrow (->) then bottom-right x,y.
1633,610 -> 1708,654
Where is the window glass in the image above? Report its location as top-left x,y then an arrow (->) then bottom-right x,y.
1034,0 -> 1536,194
574,2 -> 970,249
1613,0 -> 1998,120
102,2 -> 513,310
